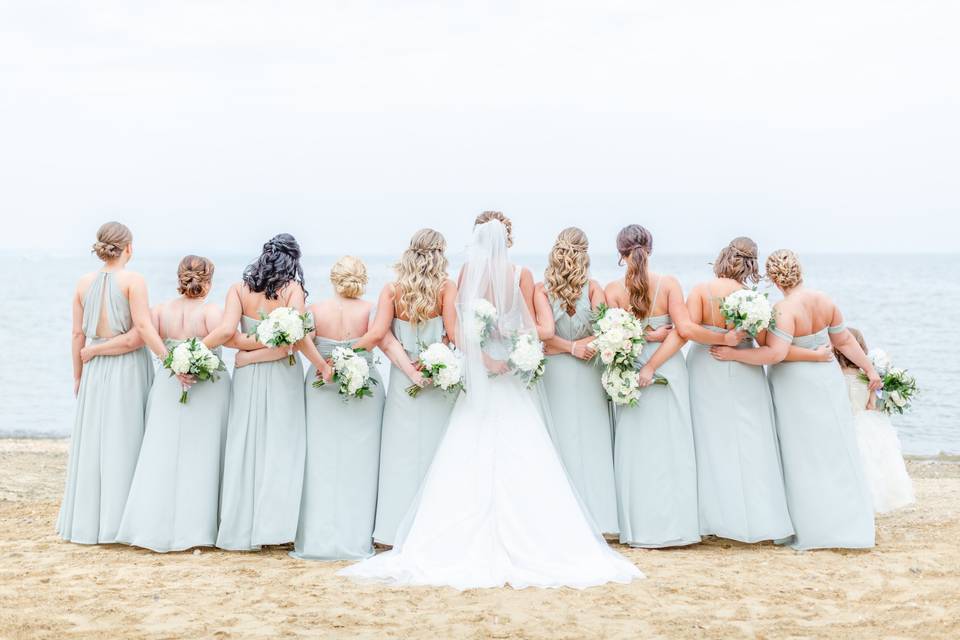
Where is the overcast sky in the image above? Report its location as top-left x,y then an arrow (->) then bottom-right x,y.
1,1 -> 957,256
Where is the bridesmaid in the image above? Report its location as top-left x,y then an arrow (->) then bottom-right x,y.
536,227 -> 618,535
711,249 -> 878,550
679,238 -> 798,543
58,222 -> 155,544
202,234 -> 311,551
110,256 -> 231,552
353,229 -> 458,547
605,224 -> 700,548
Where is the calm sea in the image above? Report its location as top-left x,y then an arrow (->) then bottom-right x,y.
2,251 -> 956,455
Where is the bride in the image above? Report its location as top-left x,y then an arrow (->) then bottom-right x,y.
339,219 -> 642,590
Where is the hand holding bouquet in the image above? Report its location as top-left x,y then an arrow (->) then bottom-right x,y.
589,304 -> 646,370
508,332 -> 546,388
718,289 -> 775,338
406,342 -> 464,398
249,307 -> 314,365
163,338 -> 226,404
860,349 -> 918,414
313,346 -> 378,400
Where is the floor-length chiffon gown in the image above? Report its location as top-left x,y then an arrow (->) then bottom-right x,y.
57,271 -> 154,544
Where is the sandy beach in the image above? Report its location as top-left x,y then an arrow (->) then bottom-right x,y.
1,439 -> 957,639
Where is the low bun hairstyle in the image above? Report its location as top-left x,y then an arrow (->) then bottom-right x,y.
544,227 -> 590,315
177,255 -> 215,299
766,249 -> 803,290
474,211 -> 513,247
616,224 -> 655,318
713,236 -> 760,285
330,256 -> 367,298
835,327 -> 867,369
92,221 -> 132,262
394,228 -> 448,325
242,233 -> 307,300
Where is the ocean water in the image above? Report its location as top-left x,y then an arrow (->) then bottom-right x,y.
1,251 -> 956,455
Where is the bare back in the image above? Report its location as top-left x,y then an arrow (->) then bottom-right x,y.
775,288 -> 840,337
607,272 -> 675,318
154,297 -> 222,341
692,278 -> 744,329
311,298 -> 373,342
236,282 -> 303,318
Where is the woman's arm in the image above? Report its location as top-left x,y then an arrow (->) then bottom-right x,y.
440,279 -> 459,347
71,286 -> 85,396
636,278 -> 689,385
204,284 -> 243,349
710,308 -> 794,366
127,274 -> 168,359
379,331 -> 425,386
783,344 -> 834,362
236,345 -> 295,368
532,282 -> 555,341
81,328 -> 145,361
353,285 -> 396,352
829,307 -> 881,390
674,284 -> 743,346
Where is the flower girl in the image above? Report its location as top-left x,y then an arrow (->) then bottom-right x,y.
837,328 -> 916,513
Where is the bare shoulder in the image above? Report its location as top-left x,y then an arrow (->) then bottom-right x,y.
75,271 -> 98,292
519,266 -> 534,282
442,278 -> 458,294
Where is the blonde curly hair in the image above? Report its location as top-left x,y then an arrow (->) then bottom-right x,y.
330,255 -> 367,298
766,249 -> 803,289
474,211 -> 513,247
394,229 -> 448,324
544,227 -> 590,315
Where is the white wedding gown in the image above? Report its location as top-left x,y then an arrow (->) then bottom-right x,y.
339,220 -> 642,590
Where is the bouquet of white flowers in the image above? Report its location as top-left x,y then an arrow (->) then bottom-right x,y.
860,349 -> 918,415
718,289 -> 775,338
508,332 -> 546,388
589,304 -> 667,404
589,304 -> 646,370
163,338 -> 226,404
601,365 -> 643,407
472,299 -> 498,346
406,342 -> 464,398
249,307 -> 313,365
313,346 -> 378,400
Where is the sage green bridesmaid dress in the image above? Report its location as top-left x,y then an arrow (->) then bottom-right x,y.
541,284 -> 618,535
57,271 -> 154,544
292,337 -> 385,560
685,291 -> 794,543
613,279 -> 700,548
372,317 -> 457,546
115,341 -> 230,552
767,324 -> 875,550
216,316 -> 306,550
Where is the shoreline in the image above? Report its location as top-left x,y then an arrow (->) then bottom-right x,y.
2,438 -> 959,638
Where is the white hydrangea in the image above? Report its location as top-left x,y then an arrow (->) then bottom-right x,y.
324,346 -> 376,400
718,289 -> 774,337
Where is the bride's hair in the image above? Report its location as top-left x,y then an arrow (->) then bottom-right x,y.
92,221 -> 132,262
394,228 -> 448,325
177,255 -> 215,299
474,211 -> 513,247
616,224 -> 654,318
330,255 -> 367,299
713,237 -> 760,284
834,327 -> 867,369
544,227 -> 590,315
766,249 -> 803,290
242,233 -> 307,300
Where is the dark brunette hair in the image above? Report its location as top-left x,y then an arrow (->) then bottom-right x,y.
242,233 -> 307,300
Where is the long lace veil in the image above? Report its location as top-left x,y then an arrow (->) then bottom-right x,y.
455,220 -> 537,408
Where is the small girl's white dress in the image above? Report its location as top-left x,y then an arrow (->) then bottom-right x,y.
844,372 -> 916,513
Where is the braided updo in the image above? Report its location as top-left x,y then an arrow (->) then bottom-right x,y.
177,255 -> 215,299
474,211 -> 513,247
766,249 -> 803,290
242,233 -> 307,300
330,255 -> 368,298
91,221 -> 132,261
713,236 -> 760,284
